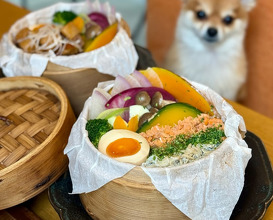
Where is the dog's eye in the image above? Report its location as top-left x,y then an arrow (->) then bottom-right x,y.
223,15 -> 234,25
196,11 -> 207,20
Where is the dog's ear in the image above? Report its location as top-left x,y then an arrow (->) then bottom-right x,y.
241,0 -> 257,11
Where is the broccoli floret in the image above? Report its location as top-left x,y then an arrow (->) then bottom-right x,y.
86,119 -> 113,148
53,11 -> 77,25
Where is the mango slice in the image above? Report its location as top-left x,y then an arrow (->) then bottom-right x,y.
137,103 -> 201,133
140,67 -> 212,115
139,68 -> 163,88
84,22 -> 118,52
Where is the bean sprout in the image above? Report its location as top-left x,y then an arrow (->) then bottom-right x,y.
16,24 -> 83,55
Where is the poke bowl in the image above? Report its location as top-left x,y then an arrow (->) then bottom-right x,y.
64,67 -> 251,219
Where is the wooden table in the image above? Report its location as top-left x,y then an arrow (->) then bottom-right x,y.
1,1 -> 273,219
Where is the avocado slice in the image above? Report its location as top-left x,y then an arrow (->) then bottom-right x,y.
137,103 -> 201,133
96,107 -> 128,120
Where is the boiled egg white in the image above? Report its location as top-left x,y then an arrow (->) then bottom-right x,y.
98,129 -> 150,165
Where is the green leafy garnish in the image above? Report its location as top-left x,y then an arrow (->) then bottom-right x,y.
150,127 -> 225,160
53,11 -> 77,25
86,119 -> 113,148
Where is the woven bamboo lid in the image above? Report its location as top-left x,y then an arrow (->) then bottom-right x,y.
0,76 -> 76,209
0,86 -> 60,168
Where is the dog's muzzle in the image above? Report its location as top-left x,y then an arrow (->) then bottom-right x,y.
204,27 -> 218,43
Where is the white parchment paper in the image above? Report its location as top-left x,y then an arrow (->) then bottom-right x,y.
64,80 -> 251,220
0,0 -> 138,77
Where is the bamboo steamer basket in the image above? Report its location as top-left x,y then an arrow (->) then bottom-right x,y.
43,62 -> 114,117
80,166 -> 190,220
0,76 -> 76,210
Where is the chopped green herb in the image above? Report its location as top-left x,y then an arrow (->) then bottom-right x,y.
150,127 -> 225,160
124,96 -> 131,101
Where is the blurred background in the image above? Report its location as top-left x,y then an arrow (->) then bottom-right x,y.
4,0 -> 273,120
5,0 -> 147,47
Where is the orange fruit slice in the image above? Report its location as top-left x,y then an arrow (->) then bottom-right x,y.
139,68 -> 163,88
84,22 -> 118,52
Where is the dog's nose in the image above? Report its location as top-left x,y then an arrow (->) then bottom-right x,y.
207,28 -> 218,37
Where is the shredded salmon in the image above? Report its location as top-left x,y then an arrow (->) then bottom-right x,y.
140,114 -> 224,148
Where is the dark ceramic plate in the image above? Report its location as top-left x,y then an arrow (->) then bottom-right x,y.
48,131 -> 273,220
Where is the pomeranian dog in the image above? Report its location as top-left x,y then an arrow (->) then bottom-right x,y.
163,0 -> 256,101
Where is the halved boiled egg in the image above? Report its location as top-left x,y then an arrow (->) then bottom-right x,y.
98,129 -> 150,165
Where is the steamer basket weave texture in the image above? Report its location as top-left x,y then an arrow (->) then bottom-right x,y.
0,76 -> 76,210
0,88 -> 60,167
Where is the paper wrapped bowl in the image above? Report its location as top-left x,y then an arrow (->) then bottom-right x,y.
0,1 -> 138,116
0,76 -> 76,210
64,74 -> 251,220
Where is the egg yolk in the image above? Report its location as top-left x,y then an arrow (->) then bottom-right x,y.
106,138 -> 141,158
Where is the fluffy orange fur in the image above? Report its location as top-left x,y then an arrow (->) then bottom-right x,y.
164,0 -> 256,101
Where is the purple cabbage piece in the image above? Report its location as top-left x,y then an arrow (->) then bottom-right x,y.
88,12 -> 109,30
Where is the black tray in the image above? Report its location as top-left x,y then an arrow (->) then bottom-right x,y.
48,131 -> 273,220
